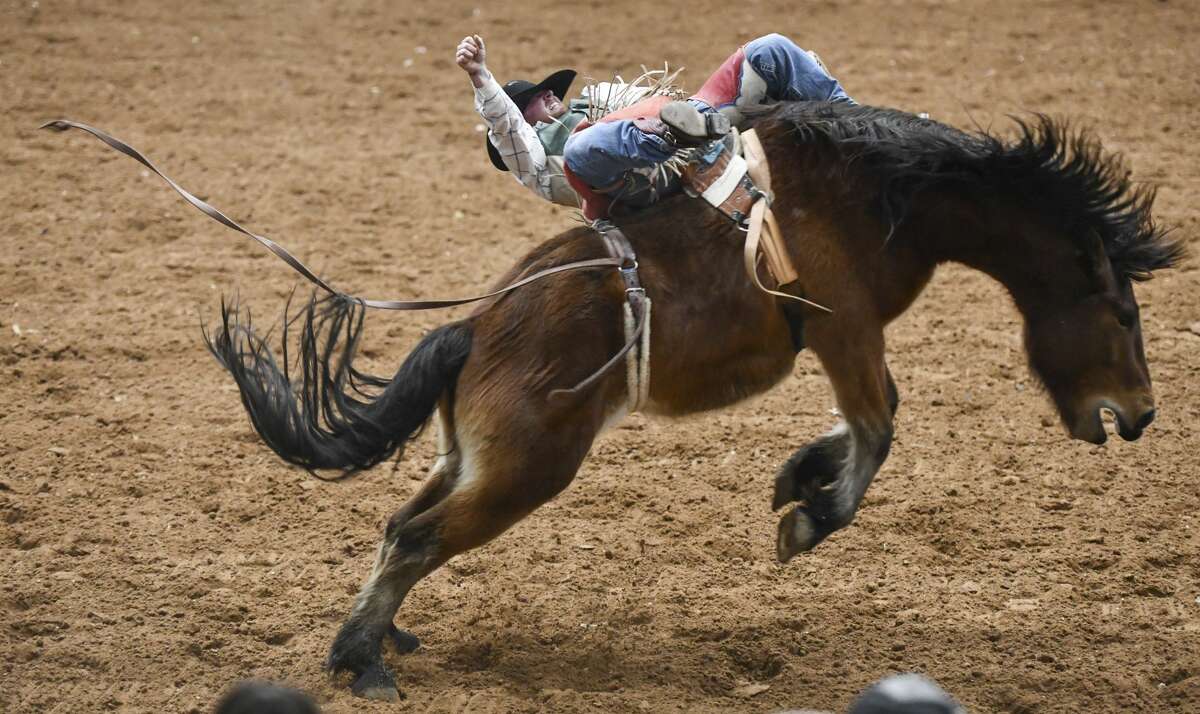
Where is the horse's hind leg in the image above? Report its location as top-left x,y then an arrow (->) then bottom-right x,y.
328,499 -> 442,700
383,401 -> 460,655
326,405 -> 458,699
327,401 -> 597,700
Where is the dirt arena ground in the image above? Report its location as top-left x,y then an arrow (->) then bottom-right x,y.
3,1 -> 1199,712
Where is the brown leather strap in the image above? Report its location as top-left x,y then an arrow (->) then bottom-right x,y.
741,129 -> 773,194
549,222 -> 648,402
743,202 -> 829,313
41,119 -> 624,310
740,129 -> 830,313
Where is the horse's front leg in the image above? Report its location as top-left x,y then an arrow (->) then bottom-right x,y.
774,323 -> 897,562
772,366 -> 898,510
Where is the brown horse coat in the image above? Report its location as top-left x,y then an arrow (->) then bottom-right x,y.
207,101 -> 1184,700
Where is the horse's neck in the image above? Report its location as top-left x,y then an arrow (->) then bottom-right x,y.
911,192 -> 1073,314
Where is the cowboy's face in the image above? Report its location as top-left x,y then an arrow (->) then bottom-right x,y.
522,90 -> 566,125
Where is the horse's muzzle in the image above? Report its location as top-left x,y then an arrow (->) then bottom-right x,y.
1069,399 -> 1155,444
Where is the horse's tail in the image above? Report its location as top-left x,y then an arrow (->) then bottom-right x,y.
204,293 -> 472,477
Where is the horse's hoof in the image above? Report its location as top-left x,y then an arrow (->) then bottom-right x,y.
388,624 -> 421,655
772,468 -> 799,511
777,506 -> 817,563
772,435 -> 845,511
349,662 -> 400,701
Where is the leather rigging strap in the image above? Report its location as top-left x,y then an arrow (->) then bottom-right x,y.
742,199 -> 830,313
740,129 -> 832,314
40,119 -> 625,311
549,222 -> 648,403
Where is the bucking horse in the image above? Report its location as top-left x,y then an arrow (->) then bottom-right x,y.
50,100 -> 1185,700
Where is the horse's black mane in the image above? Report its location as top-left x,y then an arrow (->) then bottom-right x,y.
757,102 -> 1184,280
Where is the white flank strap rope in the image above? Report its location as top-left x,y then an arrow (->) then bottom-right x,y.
623,297 -> 652,413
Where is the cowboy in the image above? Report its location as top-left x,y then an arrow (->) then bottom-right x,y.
456,33 -> 854,212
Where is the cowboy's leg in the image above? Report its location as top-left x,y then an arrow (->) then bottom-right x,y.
743,33 -> 854,104
563,120 -> 675,189
691,34 -> 854,126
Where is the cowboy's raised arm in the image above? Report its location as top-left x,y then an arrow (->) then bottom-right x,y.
456,33 -> 491,89
456,35 -> 552,199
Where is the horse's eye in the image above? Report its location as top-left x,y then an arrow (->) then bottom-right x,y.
1117,312 -> 1134,329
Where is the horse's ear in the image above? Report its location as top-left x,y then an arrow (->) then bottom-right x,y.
1078,229 -> 1116,293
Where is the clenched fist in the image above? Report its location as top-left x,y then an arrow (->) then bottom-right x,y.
455,34 -> 488,78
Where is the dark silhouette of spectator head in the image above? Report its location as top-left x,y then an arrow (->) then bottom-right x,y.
848,673 -> 965,714
213,681 -> 322,714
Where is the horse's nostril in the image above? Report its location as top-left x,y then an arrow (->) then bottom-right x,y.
1135,408 -> 1156,431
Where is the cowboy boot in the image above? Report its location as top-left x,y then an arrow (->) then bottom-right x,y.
659,101 -> 730,146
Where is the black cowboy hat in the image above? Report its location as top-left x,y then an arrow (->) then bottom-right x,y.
485,68 -> 576,172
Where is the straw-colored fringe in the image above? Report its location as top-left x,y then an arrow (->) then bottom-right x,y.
581,64 -> 692,191
583,63 -> 687,123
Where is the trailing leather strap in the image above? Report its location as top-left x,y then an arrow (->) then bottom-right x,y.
740,129 -> 832,314
40,119 -> 624,310
743,201 -> 826,313
549,222 -> 648,403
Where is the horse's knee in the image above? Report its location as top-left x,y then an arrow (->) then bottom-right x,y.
381,514 -> 442,575
384,512 -> 407,541
384,505 -> 440,545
